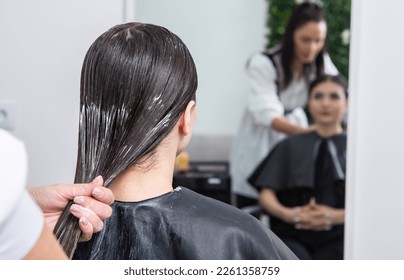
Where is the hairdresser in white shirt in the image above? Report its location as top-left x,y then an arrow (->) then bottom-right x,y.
0,128 -> 114,259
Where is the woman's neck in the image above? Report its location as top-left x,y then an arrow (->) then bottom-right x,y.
108,149 -> 177,202
316,123 -> 343,138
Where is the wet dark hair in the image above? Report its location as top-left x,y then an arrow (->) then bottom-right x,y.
309,74 -> 348,98
53,22 -> 198,257
281,2 -> 327,88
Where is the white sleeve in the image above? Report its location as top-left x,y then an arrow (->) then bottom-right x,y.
0,129 -> 27,221
0,129 -> 44,259
0,191 -> 44,260
324,53 -> 339,75
245,52 -> 284,127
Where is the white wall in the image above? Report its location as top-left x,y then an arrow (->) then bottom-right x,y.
0,0 -> 124,186
134,0 -> 268,136
345,0 -> 404,259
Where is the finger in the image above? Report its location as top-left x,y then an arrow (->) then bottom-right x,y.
294,223 -> 302,230
91,175 -> 104,189
92,186 -> 114,205
70,204 -> 104,233
62,176 -> 104,199
78,217 -> 93,242
73,196 -> 113,220
298,214 -> 312,223
299,224 -> 317,230
313,225 -> 331,231
294,222 -> 315,230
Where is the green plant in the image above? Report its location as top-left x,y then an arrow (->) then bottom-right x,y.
266,0 -> 351,80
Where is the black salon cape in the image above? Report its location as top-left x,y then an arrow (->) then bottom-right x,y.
73,187 -> 297,260
248,131 -> 346,253
249,131 -> 346,198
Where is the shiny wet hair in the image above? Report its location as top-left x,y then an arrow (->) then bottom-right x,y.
281,2 -> 327,88
53,22 -> 198,257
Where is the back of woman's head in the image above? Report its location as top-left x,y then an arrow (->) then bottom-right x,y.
54,22 -> 198,257
281,2 -> 327,87
77,22 -> 197,185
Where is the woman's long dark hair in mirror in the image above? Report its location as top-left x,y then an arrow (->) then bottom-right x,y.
281,2 -> 327,88
53,22 -> 198,258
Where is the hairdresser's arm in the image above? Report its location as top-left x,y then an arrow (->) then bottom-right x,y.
23,223 -> 68,260
28,176 -> 114,241
246,54 -> 313,135
246,53 -> 286,126
272,117 -> 316,135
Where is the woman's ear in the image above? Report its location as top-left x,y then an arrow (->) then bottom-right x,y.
179,100 -> 196,136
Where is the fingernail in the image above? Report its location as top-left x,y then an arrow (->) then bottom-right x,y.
310,197 -> 316,205
74,196 -> 85,204
92,175 -> 103,185
93,187 -> 104,198
79,217 -> 89,226
71,204 -> 82,212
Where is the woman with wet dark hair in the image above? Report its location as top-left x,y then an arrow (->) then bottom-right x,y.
53,22 -> 297,260
231,2 -> 339,209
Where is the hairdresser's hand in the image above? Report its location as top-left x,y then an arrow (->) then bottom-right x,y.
28,176 -> 114,241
